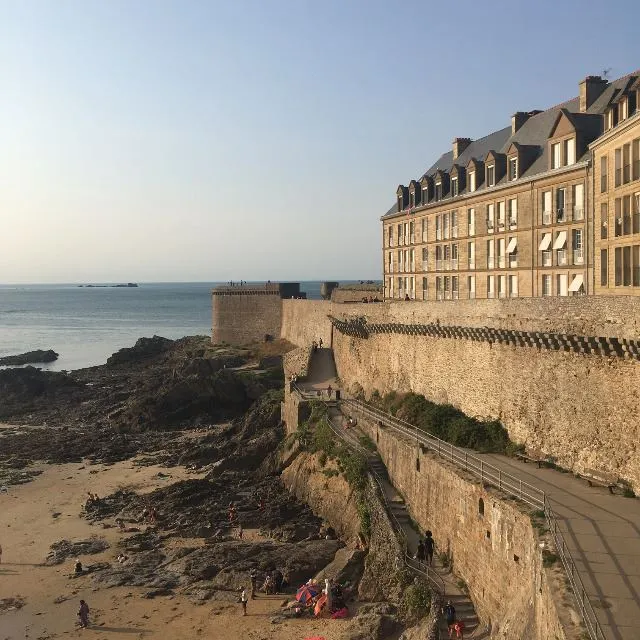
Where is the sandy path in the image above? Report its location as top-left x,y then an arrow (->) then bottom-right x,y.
0,457 -> 352,640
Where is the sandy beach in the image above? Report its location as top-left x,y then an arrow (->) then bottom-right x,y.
1,451 -> 354,640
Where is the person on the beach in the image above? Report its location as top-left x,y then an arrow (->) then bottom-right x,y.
240,588 -> 248,615
250,568 -> 258,599
78,599 -> 90,628
74,560 -> 83,575
444,601 -> 456,638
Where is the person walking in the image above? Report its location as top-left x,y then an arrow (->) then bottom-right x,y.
416,539 -> 426,563
444,601 -> 456,638
327,384 -> 333,399
424,531 -> 435,566
250,569 -> 258,599
78,599 -> 90,628
240,587 -> 248,615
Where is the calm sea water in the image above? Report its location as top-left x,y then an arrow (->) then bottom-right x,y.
0,281 -> 329,371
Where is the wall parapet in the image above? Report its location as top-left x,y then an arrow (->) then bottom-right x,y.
329,315 -> 640,360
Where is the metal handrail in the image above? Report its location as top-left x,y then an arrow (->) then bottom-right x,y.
341,397 -> 606,640
319,415 -> 446,596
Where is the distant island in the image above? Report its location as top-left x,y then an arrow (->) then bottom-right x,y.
77,283 -> 138,288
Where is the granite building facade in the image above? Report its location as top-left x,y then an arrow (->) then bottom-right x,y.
382,71 -> 640,300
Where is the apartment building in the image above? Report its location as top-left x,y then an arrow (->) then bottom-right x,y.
382,72 -> 640,301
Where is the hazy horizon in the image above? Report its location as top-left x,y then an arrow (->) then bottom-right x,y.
2,0 -> 639,284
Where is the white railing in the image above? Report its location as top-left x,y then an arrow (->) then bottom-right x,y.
451,258 -> 458,270
573,208 -> 584,221
543,211 -> 552,225
557,250 -> 568,266
573,249 -> 584,265
542,251 -> 552,267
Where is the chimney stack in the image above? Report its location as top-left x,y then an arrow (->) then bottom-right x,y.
511,112 -> 529,135
579,75 -> 608,112
452,137 -> 472,160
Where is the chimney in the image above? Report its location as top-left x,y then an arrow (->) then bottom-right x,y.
511,111 -> 529,135
452,137 -> 471,159
579,75 -> 608,112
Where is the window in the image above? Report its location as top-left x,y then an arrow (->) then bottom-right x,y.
410,248 -> 415,271
435,245 -> 442,270
542,274 -> 552,296
467,208 -> 476,235
615,198 -> 622,237
498,274 -> 506,298
623,143 -> 631,184
497,238 -> 505,268
404,222 -> 409,244
435,182 -> 442,201
634,246 -> 640,286
422,219 -> 428,242
601,155 -> 608,193
615,148 -> 622,187
554,230 -> 567,265
422,247 -> 428,271
486,203 -> 495,231
635,193 -> 640,234
443,213 -> 450,239
388,252 -> 393,274
486,164 -> 495,187
624,246 -> 632,286
409,191 -> 415,208
572,229 -> 583,265
606,108 -> 615,130
451,243 -> 458,269
552,142 -> 561,169
509,157 -> 518,181
443,244 -> 450,265
404,249 -> 410,272
468,241 -> 475,269
422,277 -> 428,299
615,247 -> 622,285
601,202 -> 608,239
601,249 -> 608,286
542,191 -> 552,224
422,187 -> 429,204
468,275 -> 476,299
620,98 -> 629,121
452,276 -> 459,299
436,216 -> 441,240
633,139 -> 640,181
487,275 -> 495,298
572,184 -> 584,221
444,276 -> 450,299
509,274 -> 518,298
565,138 -> 576,165
398,250 -> 403,272
388,227 -> 394,247
397,223 -> 403,245
451,211 -> 458,238
409,221 -> 415,244
508,198 -> 518,227
436,276 -> 442,300
469,171 -> 476,192
451,177 -> 459,197
507,236 -> 518,267
556,188 -> 565,222
624,195 -> 632,234
557,273 -> 568,297
487,239 -> 494,268
497,201 -> 505,229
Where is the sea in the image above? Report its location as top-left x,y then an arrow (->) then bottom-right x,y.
0,281 -> 339,372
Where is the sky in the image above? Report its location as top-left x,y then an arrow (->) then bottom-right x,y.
1,0 -> 639,284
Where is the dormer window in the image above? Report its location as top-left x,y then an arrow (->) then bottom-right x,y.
469,171 -> 476,192
397,195 -> 403,211
508,157 -> 518,181
486,165 -> 495,187
422,186 -> 428,204
606,107 -> 618,131
552,143 -> 561,169
451,177 -> 459,197
435,182 -> 442,201
620,98 -> 629,122
564,138 -> 576,165
409,191 -> 415,208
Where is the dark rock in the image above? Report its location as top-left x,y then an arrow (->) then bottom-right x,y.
107,336 -> 174,366
0,349 -> 59,365
45,537 -> 109,565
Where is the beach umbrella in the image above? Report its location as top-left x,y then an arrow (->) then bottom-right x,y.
296,584 -> 319,603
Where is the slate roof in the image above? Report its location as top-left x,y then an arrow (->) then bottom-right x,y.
383,70 -> 640,218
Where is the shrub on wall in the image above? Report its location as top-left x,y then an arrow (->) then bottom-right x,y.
371,391 -> 513,454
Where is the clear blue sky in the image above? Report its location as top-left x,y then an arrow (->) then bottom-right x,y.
1,0 -> 638,283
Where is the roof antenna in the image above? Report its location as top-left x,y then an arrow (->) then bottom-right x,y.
602,67 -> 612,80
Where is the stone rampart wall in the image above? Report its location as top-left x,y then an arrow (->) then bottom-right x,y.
356,414 -> 572,640
279,298 -> 640,489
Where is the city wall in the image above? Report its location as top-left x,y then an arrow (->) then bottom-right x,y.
279,297 -> 640,490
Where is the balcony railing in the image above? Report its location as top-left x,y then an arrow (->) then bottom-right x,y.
509,217 -> 518,229
452,290 -> 459,300
451,258 -> 458,270
497,218 -> 505,230
543,210 -> 552,225
486,221 -> 494,233
435,259 -> 443,270
436,290 -> 443,300
444,260 -> 451,271
444,290 -> 451,300
409,234 -> 415,244
573,249 -> 584,265
452,226 -> 458,238
573,207 -> 584,221
557,249 -> 567,266
436,230 -> 442,240
498,256 -> 505,268
542,250 -> 552,267
487,256 -> 495,268
556,208 -> 565,223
